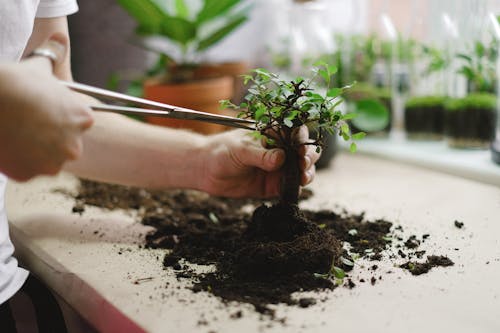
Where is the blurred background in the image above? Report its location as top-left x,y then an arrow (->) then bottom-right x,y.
68,0 -> 500,175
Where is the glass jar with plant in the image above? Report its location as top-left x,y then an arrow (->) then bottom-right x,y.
403,44 -> 449,141
444,93 -> 496,148
444,38 -> 498,148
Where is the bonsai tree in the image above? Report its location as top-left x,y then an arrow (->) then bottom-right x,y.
117,0 -> 250,81
224,64 -> 364,206
221,64 -> 363,279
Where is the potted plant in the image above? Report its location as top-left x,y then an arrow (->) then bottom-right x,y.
443,39 -> 498,148
444,93 -> 496,148
117,0 -> 251,134
221,64 -> 364,276
403,43 -> 449,141
344,82 -> 391,135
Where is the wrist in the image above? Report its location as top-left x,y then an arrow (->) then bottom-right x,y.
154,129 -> 209,191
189,135 -> 216,193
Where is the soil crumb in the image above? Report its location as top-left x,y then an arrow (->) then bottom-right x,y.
400,255 -> 454,275
67,180 -> 454,318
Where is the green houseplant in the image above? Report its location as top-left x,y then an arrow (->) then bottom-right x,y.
403,44 -> 449,141
443,39 -> 498,148
117,0 -> 251,134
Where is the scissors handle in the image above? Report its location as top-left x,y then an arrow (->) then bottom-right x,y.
61,81 -> 255,130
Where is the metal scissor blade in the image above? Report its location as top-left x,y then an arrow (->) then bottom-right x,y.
90,105 -> 256,130
62,80 -> 256,130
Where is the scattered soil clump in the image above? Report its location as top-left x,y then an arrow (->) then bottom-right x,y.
66,180 -> 455,317
400,255 -> 455,275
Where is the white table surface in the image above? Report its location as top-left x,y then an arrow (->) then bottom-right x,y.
6,153 -> 500,333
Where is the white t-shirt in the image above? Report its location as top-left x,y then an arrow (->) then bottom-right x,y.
0,0 -> 78,305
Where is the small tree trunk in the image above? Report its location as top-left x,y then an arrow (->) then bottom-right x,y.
279,146 -> 300,206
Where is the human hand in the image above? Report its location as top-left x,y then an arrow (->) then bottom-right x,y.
0,35 -> 94,181
197,126 -> 320,198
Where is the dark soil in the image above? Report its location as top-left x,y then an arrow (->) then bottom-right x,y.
400,255 -> 454,275
66,180 -> 455,318
404,105 -> 444,138
445,107 -> 496,147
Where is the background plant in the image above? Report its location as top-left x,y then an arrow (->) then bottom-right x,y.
117,0 -> 250,76
223,64 -> 364,205
456,39 -> 498,93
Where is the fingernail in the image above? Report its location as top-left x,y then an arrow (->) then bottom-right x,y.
270,149 -> 283,165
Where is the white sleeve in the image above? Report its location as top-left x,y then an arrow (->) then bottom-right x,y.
36,0 -> 79,18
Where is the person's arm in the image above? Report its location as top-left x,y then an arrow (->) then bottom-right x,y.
23,17 -> 73,80
31,17 -> 319,198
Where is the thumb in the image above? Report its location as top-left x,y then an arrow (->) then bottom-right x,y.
233,145 -> 285,172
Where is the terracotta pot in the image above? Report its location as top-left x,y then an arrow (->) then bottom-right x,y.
193,61 -> 250,104
143,76 -> 234,135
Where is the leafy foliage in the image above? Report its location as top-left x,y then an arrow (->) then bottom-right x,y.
350,99 -> 390,133
421,45 -> 449,75
222,64 -> 363,153
117,0 -> 250,65
456,39 -> 498,93
444,93 -> 497,112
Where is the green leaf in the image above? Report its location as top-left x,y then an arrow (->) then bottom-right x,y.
117,0 -> 167,34
327,88 -> 342,98
458,66 -> 475,80
351,99 -> 390,132
255,106 -> 266,121
219,99 -> 230,109
160,16 -> 196,44
342,113 -> 357,120
475,41 -> 485,57
313,60 -> 327,68
175,0 -> 189,18
352,132 -> 366,140
318,69 -> 330,85
341,123 -> 350,135
315,146 -> 321,153
456,53 -> 472,63
196,0 -> 242,23
328,65 -> 338,76
350,142 -> 357,153
284,118 -> 293,128
313,272 -> 329,279
331,266 -> 346,279
197,14 -> 248,52
285,110 -> 300,120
